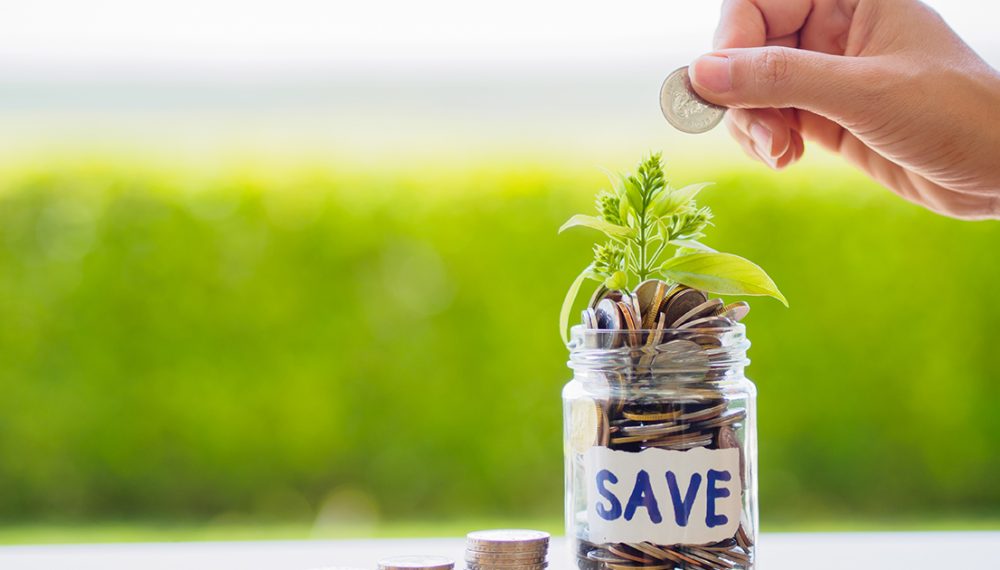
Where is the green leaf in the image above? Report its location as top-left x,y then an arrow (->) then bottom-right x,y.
671,182 -> 711,203
659,252 -> 788,306
650,182 -> 712,218
601,169 -> 626,194
656,218 -> 670,239
560,265 -> 601,344
624,177 -> 644,215
668,239 -> 716,253
604,270 -> 628,290
618,197 -> 634,226
558,214 -> 631,238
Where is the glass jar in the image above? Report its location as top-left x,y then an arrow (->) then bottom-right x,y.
563,323 -> 757,570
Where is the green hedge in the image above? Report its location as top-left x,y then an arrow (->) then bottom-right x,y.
1,161 -> 997,525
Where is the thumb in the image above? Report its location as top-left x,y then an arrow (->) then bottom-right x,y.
689,47 -> 875,119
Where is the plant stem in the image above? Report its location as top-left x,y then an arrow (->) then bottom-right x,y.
637,222 -> 647,281
649,240 -> 667,270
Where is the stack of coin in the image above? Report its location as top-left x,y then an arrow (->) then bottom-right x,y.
465,529 -> 549,570
581,537 -> 752,570
377,556 -> 455,570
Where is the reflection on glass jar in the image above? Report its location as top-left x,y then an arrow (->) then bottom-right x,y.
564,324 -> 757,570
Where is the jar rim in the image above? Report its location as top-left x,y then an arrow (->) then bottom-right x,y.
569,323 -> 746,334
567,322 -> 750,372
567,321 -> 747,344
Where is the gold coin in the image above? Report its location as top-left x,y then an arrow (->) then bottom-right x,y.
616,300 -> 641,346
647,312 -> 666,346
658,283 -> 686,309
620,422 -> 687,437
616,301 -> 637,330
633,280 -> 659,321
640,282 -> 667,329
568,397 -> 602,454
622,409 -> 681,422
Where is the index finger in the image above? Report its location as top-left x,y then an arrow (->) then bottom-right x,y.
713,0 -> 815,49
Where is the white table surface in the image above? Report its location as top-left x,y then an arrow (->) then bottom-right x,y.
0,532 -> 996,570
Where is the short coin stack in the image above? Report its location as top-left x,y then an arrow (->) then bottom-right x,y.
465,529 -> 550,570
377,556 -> 455,570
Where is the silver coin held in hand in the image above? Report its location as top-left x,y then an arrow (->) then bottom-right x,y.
660,66 -> 727,134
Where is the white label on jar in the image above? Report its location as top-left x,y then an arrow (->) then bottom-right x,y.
584,446 -> 742,545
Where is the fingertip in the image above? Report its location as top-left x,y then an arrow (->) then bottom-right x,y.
775,130 -> 806,170
750,121 -> 792,160
729,123 -> 761,164
750,141 -> 780,170
729,109 -> 791,159
749,123 -> 775,158
689,54 -> 733,96
728,116 -> 780,169
790,130 -> 805,162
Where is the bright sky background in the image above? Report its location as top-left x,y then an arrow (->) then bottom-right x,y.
2,0 -> 998,73
1,1 -> 997,164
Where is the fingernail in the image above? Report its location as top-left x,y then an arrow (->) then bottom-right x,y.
749,123 -> 775,158
690,55 -> 732,93
752,143 -> 778,169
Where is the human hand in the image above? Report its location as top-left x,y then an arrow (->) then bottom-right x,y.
689,0 -> 1000,220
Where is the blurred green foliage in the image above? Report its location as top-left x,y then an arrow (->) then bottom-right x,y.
1,159 -> 998,529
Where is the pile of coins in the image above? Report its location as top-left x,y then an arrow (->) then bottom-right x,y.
576,530 -> 752,570
465,529 -> 550,570
570,279 -> 755,570
570,399 -> 754,570
580,279 -> 748,349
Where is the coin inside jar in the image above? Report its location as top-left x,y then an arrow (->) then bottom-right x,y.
616,301 -> 638,331
595,299 -> 623,330
568,397 -> 604,454
719,301 -> 751,321
662,288 -> 709,328
635,280 -> 667,329
679,315 -> 735,330
670,298 -> 724,328
633,279 -> 661,316
652,339 -> 710,372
